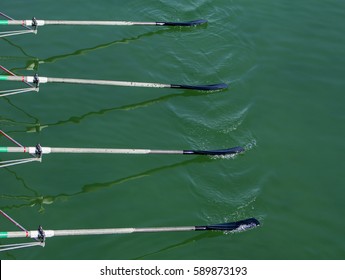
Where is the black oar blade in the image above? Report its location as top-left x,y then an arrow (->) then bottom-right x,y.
183,146 -> 245,156
171,83 -> 228,91
159,19 -> 208,27
196,218 -> 260,232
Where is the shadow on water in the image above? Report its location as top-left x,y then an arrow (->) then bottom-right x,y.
133,231 -> 219,260
0,86 -> 217,133
1,23 -> 207,71
0,156 -> 210,212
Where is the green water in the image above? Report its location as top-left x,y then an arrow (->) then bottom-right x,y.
0,0 -> 344,260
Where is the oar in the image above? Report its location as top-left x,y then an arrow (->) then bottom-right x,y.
0,145 -> 244,156
0,130 -> 244,168
0,15 -> 207,38
0,218 -> 260,250
0,145 -> 244,168
0,210 -> 260,252
1,18 -> 207,27
0,74 -> 228,92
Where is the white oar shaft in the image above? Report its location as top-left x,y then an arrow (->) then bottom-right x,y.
2,146 -> 183,155
50,147 -> 182,155
3,226 -> 195,239
46,20 -> 157,26
2,75 -> 172,89
47,77 -> 171,88
54,226 -> 195,236
6,20 -> 159,26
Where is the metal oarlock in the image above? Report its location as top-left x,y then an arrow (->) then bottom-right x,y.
31,17 -> 38,29
35,144 -> 43,158
33,73 -> 40,88
37,226 -> 46,243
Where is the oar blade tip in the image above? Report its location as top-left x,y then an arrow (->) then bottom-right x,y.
204,83 -> 228,91
171,83 -> 228,92
162,19 -> 208,27
194,83 -> 228,92
184,146 -> 245,156
203,218 -> 260,232
221,146 -> 245,155
187,19 -> 208,26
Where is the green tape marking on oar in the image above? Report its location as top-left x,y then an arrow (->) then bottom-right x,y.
0,147 -> 8,152
0,75 -> 9,81
0,20 -> 9,25
0,232 -> 9,238
0,75 -> 11,82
